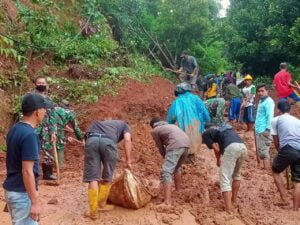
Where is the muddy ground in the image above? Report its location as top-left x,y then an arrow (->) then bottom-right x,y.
1,77 -> 300,225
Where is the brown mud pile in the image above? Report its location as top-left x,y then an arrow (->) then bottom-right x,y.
1,77 -> 300,225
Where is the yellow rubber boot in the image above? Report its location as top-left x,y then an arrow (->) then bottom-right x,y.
85,189 -> 98,220
98,184 -> 114,211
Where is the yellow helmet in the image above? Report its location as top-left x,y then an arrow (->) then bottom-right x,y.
244,75 -> 253,80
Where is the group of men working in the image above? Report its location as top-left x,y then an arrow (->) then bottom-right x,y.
2,59 -> 300,224
2,77 -> 84,224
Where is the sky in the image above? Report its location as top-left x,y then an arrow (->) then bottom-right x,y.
219,0 -> 230,17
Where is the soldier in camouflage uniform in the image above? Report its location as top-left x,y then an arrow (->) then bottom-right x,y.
32,76 -> 58,180
55,102 -> 83,168
204,97 -> 226,126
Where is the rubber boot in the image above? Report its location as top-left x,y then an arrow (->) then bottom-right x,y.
57,150 -> 65,169
42,163 -> 57,180
85,189 -> 98,220
98,184 -> 114,211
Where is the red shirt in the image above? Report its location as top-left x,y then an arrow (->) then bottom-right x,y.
273,70 -> 293,98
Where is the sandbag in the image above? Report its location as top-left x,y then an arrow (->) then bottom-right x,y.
108,169 -> 152,209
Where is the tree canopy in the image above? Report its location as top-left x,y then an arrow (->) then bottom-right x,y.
224,0 -> 300,76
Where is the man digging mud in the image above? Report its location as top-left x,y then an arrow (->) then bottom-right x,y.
255,84 -> 275,170
83,119 -> 132,220
150,117 -> 189,206
202,122 -> 247,213
271,101 -> 300,210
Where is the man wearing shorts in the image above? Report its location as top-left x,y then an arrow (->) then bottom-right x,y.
150,117 -> 189,206
271,101 -> 300,210
242,75 -> 256,132
224,80 -> 243,125
202,122 -> 247,212
83,120 -> 132,220
273,62 -> 300,106
255,84 -> 275,170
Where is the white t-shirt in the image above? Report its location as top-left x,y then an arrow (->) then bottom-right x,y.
242,85 -> 256,107
271,113 -> 300,149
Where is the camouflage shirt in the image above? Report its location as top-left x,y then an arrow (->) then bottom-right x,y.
55,107 -> 83,151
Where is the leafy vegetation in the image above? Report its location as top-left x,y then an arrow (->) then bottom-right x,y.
0,36 -> 24,62
223,0 -> 300,77
1,0 -> 300,96
49,54 -> 170,103
15,0 -> 117,62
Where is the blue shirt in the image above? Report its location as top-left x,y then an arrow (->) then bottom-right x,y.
255,96 -> 275,134
3,122 -> 40,192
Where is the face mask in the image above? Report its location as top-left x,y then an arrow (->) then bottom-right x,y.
36,85 -> 47,92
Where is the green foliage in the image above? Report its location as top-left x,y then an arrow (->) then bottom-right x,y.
254,76 -> 273,87
16,0 -> 117,62
0,36 -> 24,62
289,64 -> 300,81
12,95 -> 22,119
0,74 -> 10,88
96,0 -> 229,74
49,54 -> 167,102
223,0 -> 300,76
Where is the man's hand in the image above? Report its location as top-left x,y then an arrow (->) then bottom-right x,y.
64,125 -> 74,133
30,200 -> 41,222
263,131 -> 270,138
51,133 -> 56,144
67,137 -> 85,146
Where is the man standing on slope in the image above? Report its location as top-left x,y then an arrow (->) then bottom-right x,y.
177,51 -> 199,88
83,120 -> 132,220
255,84 -> 275,170
273,62 -> 300,105
150,117 -> 189,206
3,93 -> 48,224
202,122 -> 247,212
271,101 -> 300,210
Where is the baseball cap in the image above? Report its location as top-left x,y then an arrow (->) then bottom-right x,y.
22,93 -> 48,114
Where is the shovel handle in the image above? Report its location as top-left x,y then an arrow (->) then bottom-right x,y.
53,142 -> 60,180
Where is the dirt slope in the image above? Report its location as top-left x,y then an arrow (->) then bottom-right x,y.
1,77 -> 300,225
